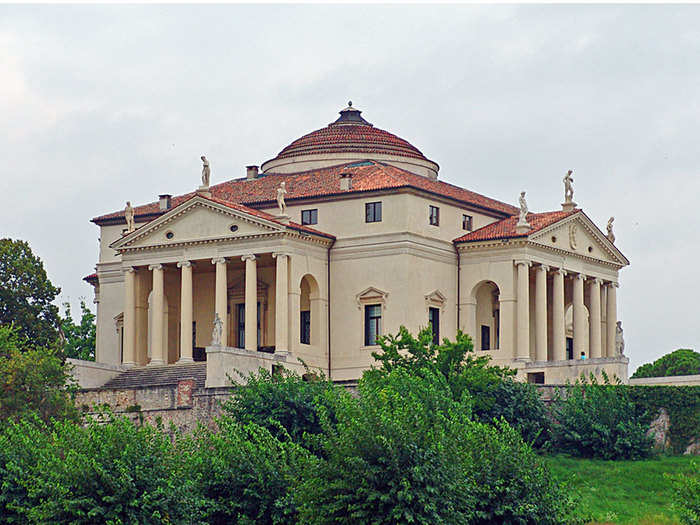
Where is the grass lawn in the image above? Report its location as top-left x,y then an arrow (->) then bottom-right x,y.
545,455 -> 698,524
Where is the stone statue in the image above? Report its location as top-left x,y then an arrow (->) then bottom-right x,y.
563,170 -> 574,203
615,321 -> 625,355
276,181 -> 288,215
518,191 -> 528,221
607,216 -> 616,243
201,155 -> 210,187
124,201 -> 135,232
212,313 -> 223,346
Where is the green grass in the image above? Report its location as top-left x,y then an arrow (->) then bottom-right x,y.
545,455 -> 698,524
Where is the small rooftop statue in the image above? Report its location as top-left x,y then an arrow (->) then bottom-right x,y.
562,170 -> 577,212
615,320 -> 625,356
201,155 -> 210,187
124,201 -> 135,233
607,216 -> 616,243
277,181 -> 288,215
515,191 -> 531,233
211,313 -> 223,346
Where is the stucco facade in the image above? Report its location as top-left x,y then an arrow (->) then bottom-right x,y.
86,103 -> 629,388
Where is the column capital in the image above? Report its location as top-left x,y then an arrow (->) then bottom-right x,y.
554,268 -> 567,276
574,273 -> 586,281
536,264 -> 550,272
608,281 -> 619,288
514,259 -> 532,268
211,257 -> 227,265
123,266 -> 136,274
241,254 -> 256,262
272,252 -> 291,259
590,277 -> 603,285
148,264 -> 163,271
177,260 -> 192,268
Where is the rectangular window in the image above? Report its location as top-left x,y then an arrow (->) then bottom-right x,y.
566,337 -> 574,360
365,201 -> 382,223
300,310 -> 311,344
429,205 -> 440,226
301,209 -> 318,225
428,307 -> 440,344
462,214 -> 473,231
481,325 -> 491,350
364,304 -> 382,346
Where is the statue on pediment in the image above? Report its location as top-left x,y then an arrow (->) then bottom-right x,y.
277,181 -> 288,215
124,201 -> 135,233
615,321 -> 625,355
212,313 -> 223,346
607,216 -> 615,243
516,191 -> 530,230
201,156 -> 211,187
563,170 -> 574,203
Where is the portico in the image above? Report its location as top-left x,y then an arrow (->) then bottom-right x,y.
113,194 -> 332,373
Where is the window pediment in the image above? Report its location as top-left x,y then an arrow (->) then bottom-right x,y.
356,286 -> 389,310
425,289 -> 446,310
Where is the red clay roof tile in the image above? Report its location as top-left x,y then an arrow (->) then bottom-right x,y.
454,209 -> 579,243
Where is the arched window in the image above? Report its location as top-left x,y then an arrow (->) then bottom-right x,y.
473,281 -> 500,351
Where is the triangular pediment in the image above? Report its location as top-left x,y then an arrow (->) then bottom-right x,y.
355,286 -> 389,309
111,196 -> 284,251
530,212 -> 628,266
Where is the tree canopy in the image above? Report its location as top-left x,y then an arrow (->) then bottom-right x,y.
60,301 -> 96,361
632,348 -> 700,378
0,238 -> 61,347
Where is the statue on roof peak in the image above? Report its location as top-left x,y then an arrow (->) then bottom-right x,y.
277,181 -> 288,215
124,201 -> 135,233
563,170 -> 574,203
201,156 -> 210,187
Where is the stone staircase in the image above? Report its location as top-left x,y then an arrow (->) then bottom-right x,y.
101,362 -> 207,390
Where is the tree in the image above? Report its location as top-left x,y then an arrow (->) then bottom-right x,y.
0,325 -> 78,424
632,348 -> 700,378
60,300 -> 96,361
368,327 -> 550,446
0,238 -> 61,347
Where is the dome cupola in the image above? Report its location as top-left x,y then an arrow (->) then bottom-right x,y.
261,102 -> 439,179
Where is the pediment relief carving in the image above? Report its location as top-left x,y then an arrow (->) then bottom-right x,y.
111,198 -> 283,251
530,214 -> 627,266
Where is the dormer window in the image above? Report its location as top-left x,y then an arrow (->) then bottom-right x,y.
462,214 -> 473,231
429,205 -> 440,226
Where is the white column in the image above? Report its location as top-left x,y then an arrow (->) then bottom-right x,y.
149,264 -> 165,366
535,264 -> 549,362
177,261 -> 193,363
273,253 -> 289,355
242,254 -> 257,351
573,273 -> 586,359
601,285 -> 608,356
606,283 -> 618,357
123,267 -> 137,367
589,278 -> 602,359
515,260 -> 531,360
552,268 -> 566,361
212,257 -> 228,347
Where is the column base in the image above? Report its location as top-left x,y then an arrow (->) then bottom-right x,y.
148,359 -> 166,366
176,357 -> 194,364
275,349 -> 290,357
122,361 -> 137,368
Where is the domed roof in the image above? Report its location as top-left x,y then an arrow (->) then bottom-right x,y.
275,102 -> 427,161
261,102 -> 439,179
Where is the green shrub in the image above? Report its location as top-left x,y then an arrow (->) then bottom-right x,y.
475,379 -> 551,448
0,416 -> 51,523
461,419 -> 581,525
183,417 -> 308,525
551,373 -> 653,460
0,414 -> 193,524
296,367 -> 575,525
369,327 -> 550,447
667,461 -> 700,525
223,367 -> 345,452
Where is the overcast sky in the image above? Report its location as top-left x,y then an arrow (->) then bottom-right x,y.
1,4 -> 698,372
